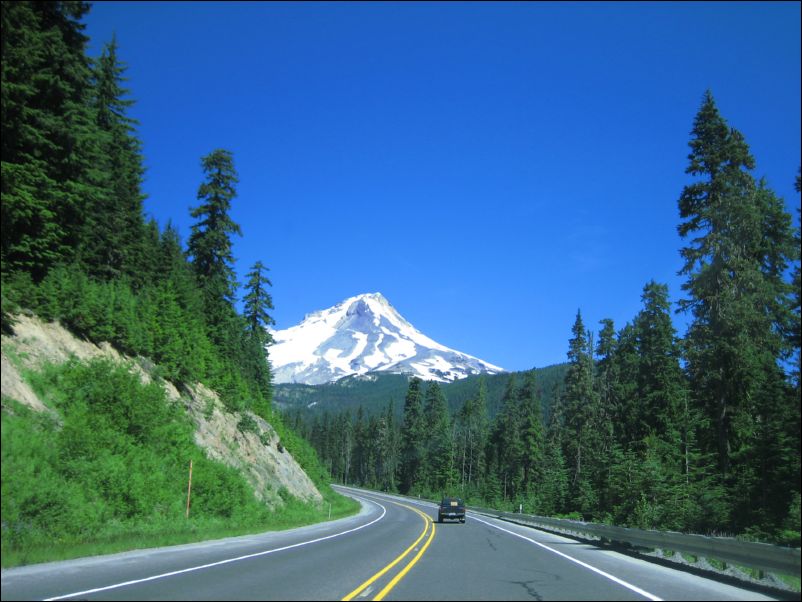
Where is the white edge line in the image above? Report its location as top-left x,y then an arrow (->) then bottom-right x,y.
471,515 -> 663,602
45,495 -> 386,601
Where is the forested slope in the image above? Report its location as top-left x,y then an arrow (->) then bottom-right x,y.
1,2 -> 356,567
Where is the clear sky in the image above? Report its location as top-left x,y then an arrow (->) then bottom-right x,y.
82,1 -> 801,372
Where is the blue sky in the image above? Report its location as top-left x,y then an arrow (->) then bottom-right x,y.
82,2 -> 801,372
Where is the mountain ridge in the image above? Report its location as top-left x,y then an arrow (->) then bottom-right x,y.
269,292 -> 504,385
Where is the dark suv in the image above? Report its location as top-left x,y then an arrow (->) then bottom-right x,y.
437,497 -> 466,523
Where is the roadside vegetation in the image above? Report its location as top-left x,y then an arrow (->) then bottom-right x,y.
1,359 -> 357,568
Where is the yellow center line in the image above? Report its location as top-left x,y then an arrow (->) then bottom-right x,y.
372,514 -> 436,601
341,500 -> 435,602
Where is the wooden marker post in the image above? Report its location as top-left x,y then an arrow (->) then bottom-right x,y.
186,459 -> 193,519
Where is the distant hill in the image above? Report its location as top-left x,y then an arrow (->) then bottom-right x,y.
274,363 -> 568,421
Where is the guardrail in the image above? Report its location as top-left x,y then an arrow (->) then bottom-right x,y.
336,486 -> 801,577
467,504 -> 801,577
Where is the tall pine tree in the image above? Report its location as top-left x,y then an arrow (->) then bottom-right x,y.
423,382 -> 455,494
399,377 -> 426,494
241,260 -> 275,403
457,377 -> 489,495
378,400 -> 400,492
633,281 -> 685,440
243,260 -> 275,344
561,310 -> 600,516
84,34 -> 146,282
677,91 -> 797,530
187,149 -> 242,344
490,373 -> 523,501
518,370 -> 545,500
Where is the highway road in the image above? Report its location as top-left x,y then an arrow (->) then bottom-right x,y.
0,487 -> 790,601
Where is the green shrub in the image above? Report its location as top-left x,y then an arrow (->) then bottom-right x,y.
237,414 -> 259,435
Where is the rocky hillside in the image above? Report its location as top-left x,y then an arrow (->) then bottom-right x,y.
1,312 -> 322,509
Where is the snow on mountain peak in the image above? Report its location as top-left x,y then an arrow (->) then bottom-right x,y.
268,293 -> 504,385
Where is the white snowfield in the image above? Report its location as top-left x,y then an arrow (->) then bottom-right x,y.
268,292 -> 504,385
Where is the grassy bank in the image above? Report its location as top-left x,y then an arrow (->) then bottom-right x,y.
1,484 -> 359,568
1,357 -> 359,568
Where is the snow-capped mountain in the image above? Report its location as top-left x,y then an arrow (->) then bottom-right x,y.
268,293 -> 504,385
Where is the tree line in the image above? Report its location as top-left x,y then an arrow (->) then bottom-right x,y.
296,92 -> 801,544
1,2 -> 276,416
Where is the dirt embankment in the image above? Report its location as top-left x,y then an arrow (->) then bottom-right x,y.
1,312 -> 322,508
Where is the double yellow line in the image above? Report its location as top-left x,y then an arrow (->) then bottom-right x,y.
342,501 -> 436,601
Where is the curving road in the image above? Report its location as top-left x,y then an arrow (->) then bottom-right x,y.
0,487 -> 788,601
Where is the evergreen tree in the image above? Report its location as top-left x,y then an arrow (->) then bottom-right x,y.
2,1 -> 104,279
398,378 -> 425,494
157,224 -> 201,314
677,91 -> 798,530
595,318 -> 618,436
456,377 -> 489,495
611,282 -> 692,529
541,385 -> 569,514
241,259 -> 275,403
310,413 -> 333,477
187,149 -> 242,341
633,281 -> 685,440
331,410 -> 353,483
378,400 -> 400,492
237,322 -> 273,411
561,310 -> 600,515
490,373 -> 523,501
138,218 -> 163,287
352,406 -> 369,485
610,322 -> 639,447
518,370 -> 545,498
540,434 -> 569,515
243,260 -> 275,343
594,319 -> 618,511
83,35 -> 146,282
423,382 -> 455,494
364,414 -> 383,488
